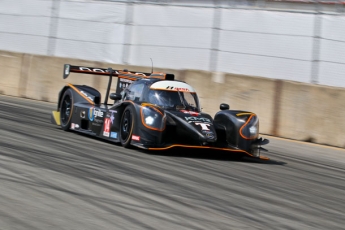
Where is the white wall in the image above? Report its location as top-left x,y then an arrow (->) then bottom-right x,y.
0,0 -> 52,55
319,15 -> 345,86
217,10 -> 314,83
54,1 -> 127,63
128,4 -> 214,70
0,0 -> 344,87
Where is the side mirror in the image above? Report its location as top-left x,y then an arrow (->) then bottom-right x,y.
109,93 -> 122,101
220,103 -> 229,110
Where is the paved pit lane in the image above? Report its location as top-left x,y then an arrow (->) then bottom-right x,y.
0,95 -> 345,230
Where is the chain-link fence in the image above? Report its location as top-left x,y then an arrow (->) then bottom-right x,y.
0,0 -> 344,87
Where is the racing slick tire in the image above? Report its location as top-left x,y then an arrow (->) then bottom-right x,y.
60,88 -> 74,131
120,106 -> 135,148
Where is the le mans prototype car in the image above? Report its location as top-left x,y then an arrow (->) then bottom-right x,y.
51,64 -> 269,159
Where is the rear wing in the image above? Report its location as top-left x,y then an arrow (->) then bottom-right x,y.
63,64 -> 175,104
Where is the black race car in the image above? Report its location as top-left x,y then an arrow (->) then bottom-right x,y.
51,64 -> 269,159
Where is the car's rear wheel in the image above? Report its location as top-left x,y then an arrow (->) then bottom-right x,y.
60,89 -> 74,131
120,106 -> 135,148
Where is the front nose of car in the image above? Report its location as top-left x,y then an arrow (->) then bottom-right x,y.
182,116 -> 217,142
195,126 -> 217,143
166,111 -> 218,144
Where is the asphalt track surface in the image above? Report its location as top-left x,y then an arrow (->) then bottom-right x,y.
0,95 -> 345,230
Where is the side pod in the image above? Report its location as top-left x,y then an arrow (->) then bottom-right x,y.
214,110 -> 265,155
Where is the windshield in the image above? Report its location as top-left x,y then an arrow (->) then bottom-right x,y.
146,89 -> 200,111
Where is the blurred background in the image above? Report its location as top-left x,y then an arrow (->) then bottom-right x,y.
1,0 -> 344,87
2,3 -> 345,230
1,0 -> 345,146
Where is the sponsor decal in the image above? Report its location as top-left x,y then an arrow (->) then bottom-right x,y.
132,135 -> 140,141
166,86 -> 189,92
110,112 -> 115,124
185,116 -> 211,123
80,90 -> 93,101
80,111 -> 86,118
79,67 -> 148,77
151,81 -> 195,92
94,109 -> 104,118
195,122 -> 210,130
180,110 -> 199,116
79,67 -> 117,74
106,111 -> 116,124
65,65 -> 70,75
71,123 -> 75,129
103,118 -> 111,137
88,107 -> 103,121
110,132 -> 118,138
204,131 -> 215,139
175,87 -> 189,91
88,108 -> 94,121
119,78 -> 133,83
118,78 -> 134,90
119,82 -> 130,89
93,118 -> 103,124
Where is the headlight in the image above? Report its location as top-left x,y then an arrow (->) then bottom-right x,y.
240,114 -> 259,139
145,116 -> 154,125
140,105 -> 165,131
249,126 -> 257,135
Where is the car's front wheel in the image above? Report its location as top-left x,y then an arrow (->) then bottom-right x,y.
60,89 -> 74,131
120,106 -> 135,148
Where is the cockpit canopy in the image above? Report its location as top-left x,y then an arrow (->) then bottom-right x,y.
123,79 -> 201,112
147,81 -> 200,111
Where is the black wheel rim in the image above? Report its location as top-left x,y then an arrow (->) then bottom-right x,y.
61,95 -> 71,125
121,110 -> 131,141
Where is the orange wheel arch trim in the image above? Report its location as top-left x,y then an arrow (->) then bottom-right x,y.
67,83 -> 95,105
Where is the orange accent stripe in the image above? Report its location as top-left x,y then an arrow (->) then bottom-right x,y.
140,106 -> 166,132
123,100 -> 135,105
122,100 -> 166,131
148,76 -> 166,79
118,75 -> 140,81
141,103 -> 164,116
149,144 -> 250,154
67,83 -> 95,105
141,102 -> 156,107
147,73 -> 166,79
118,72 -> 167,80
148,145 -> 270,160
239,114 -> 256,140
149,88 -> 197,93
259,156 -> 270,160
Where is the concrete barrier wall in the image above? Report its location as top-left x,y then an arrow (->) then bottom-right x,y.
0,50 -> 344,148
176,70 -> 276,135
0,51 -> 23,96
279,81 -> 345,147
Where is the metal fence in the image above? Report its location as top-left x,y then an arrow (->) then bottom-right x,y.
0,0 -> 345,87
